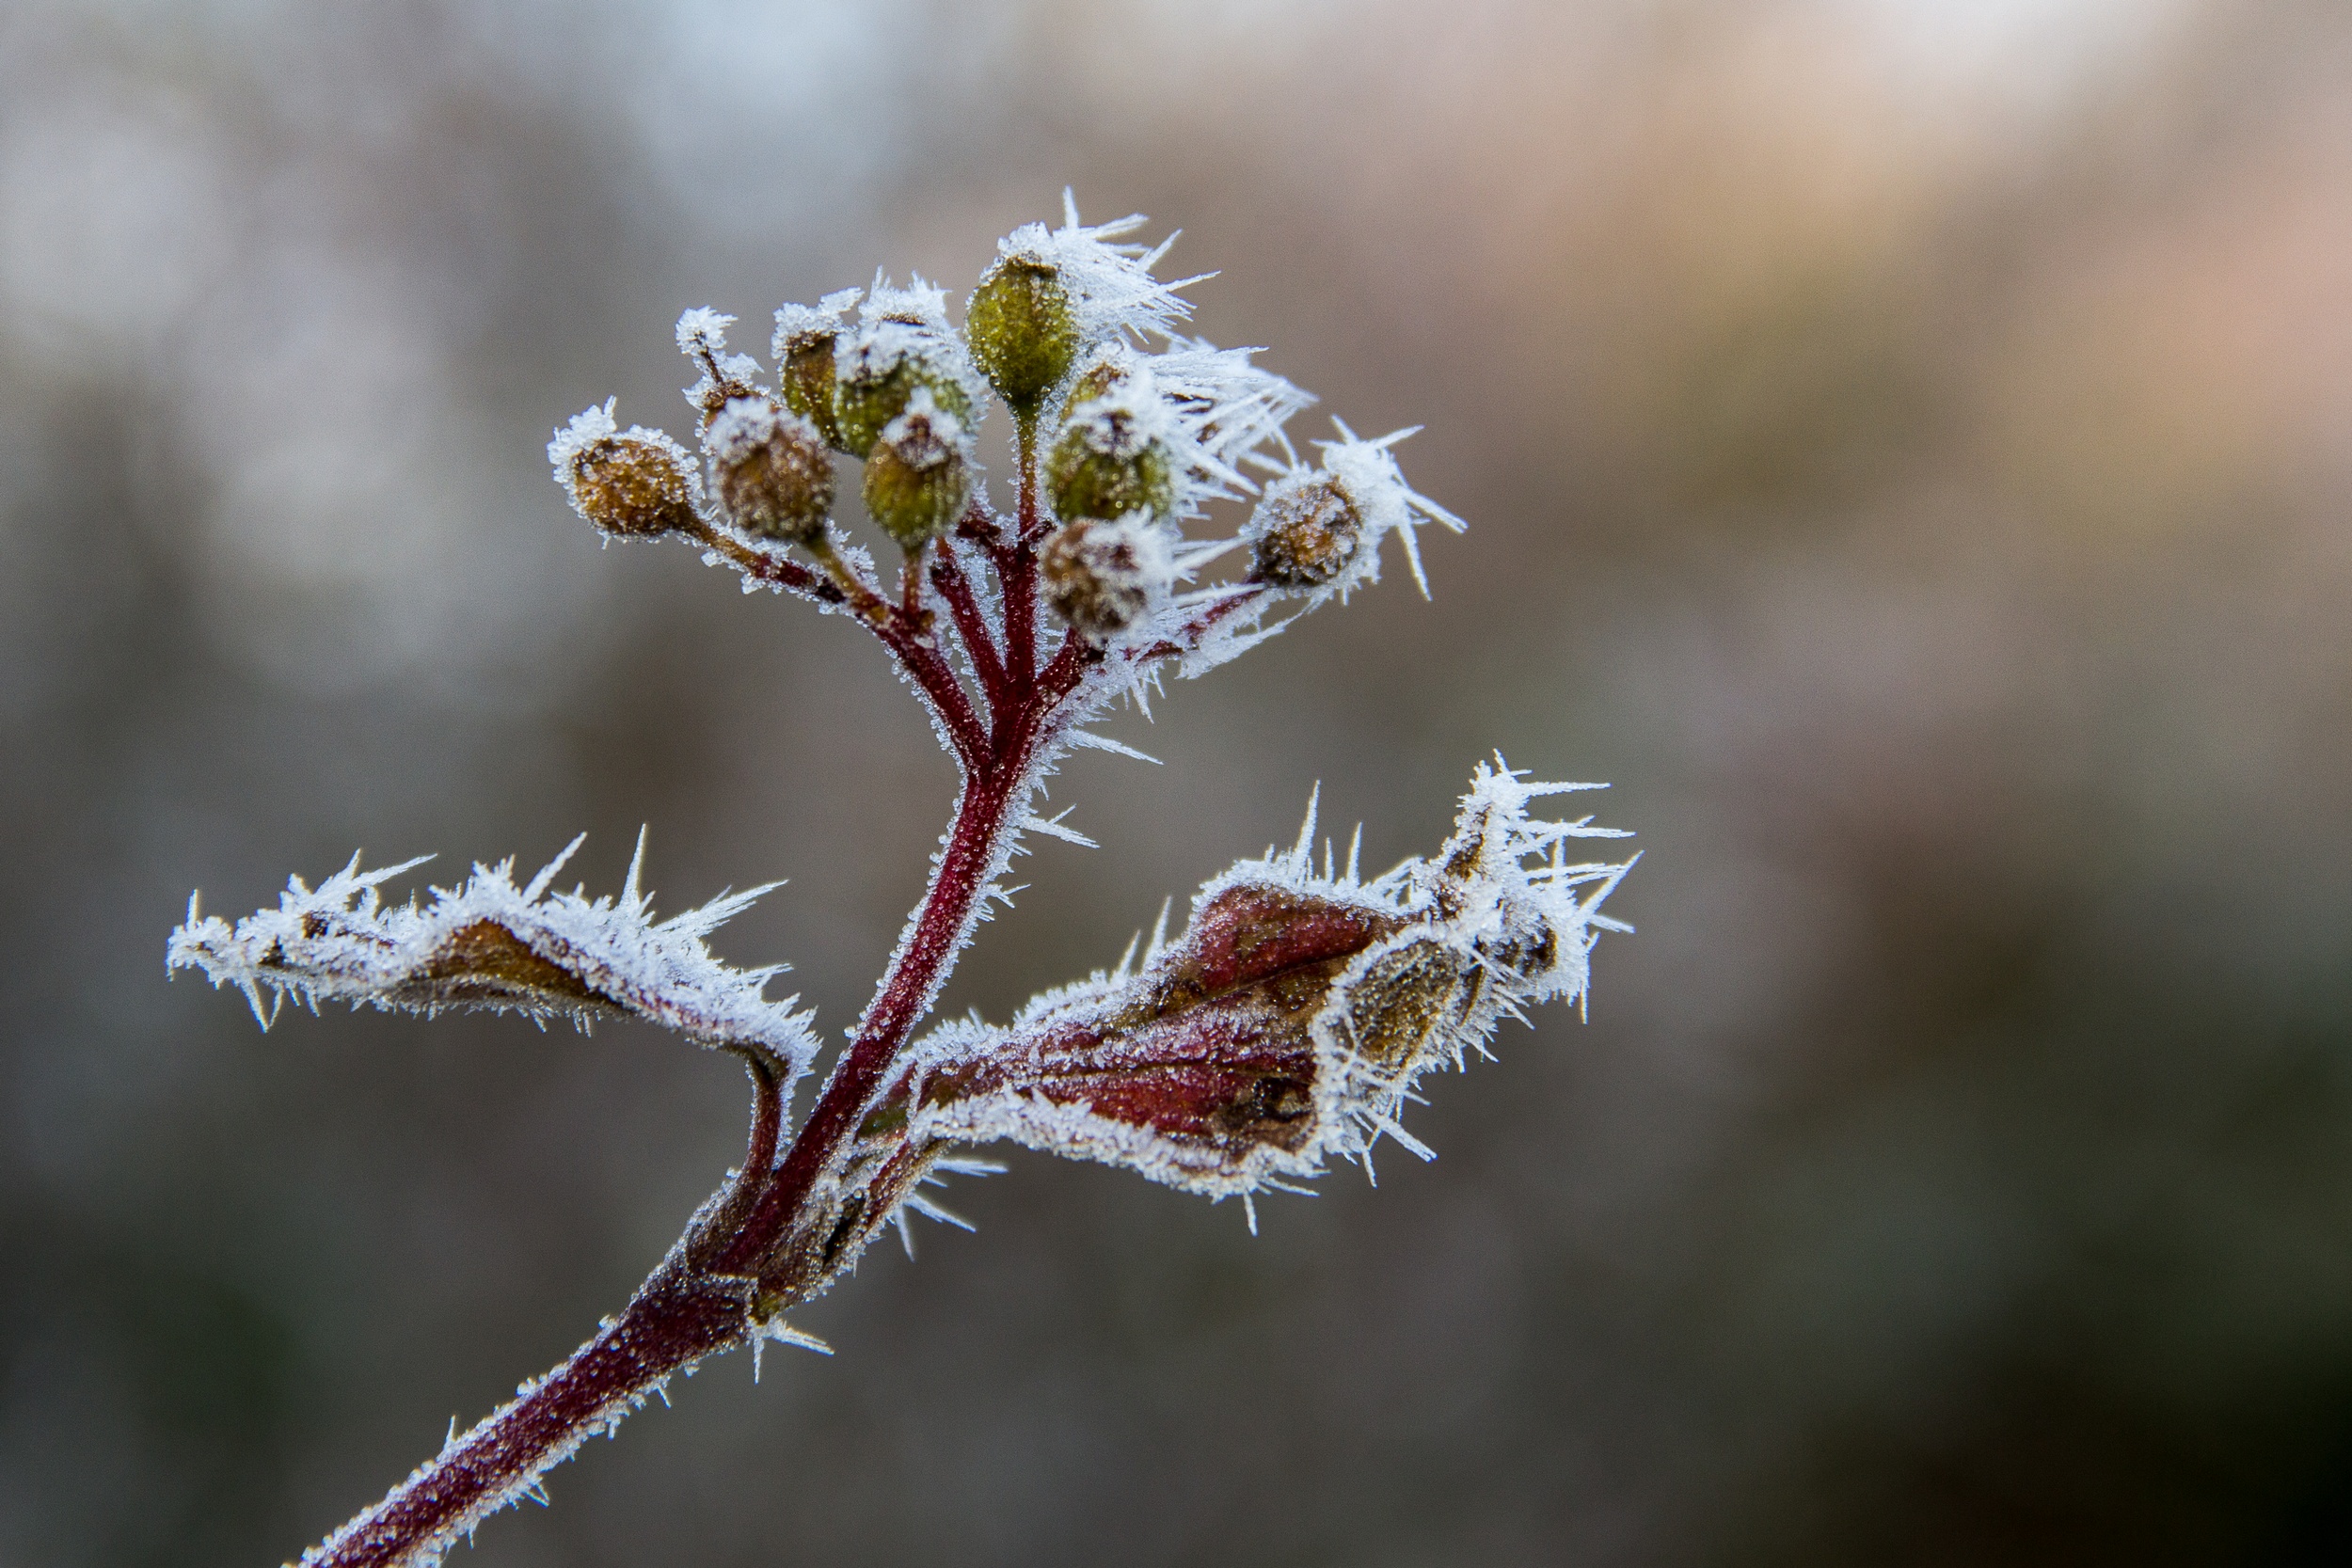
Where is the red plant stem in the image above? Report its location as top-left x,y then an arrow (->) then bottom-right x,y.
301,424 -> 1231,1562
1004,415 -> 1041,689
302,1268 -> 750,1568
930,543 -> 1008,711
302,1052 -> 798,1568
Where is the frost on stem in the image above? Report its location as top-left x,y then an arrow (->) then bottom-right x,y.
172,193 -> 1637,1568
902,761 -> 1633,1198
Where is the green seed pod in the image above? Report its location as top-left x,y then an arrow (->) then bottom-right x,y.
779,333 -> 842,450
706,397 -> 834,546
1063,346 -> 1135,411
1041,515 -> 1172,642
966,255 -> 1079,412
834,325 -> 977,460
1046,396 -> 1174,523
1248,473 -> 1362,589
550,407 -> 700,539
862,392 -> 972,550
773,293 -> 864,451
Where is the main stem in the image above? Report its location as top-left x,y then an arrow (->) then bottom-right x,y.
299,450 -> 1067,1568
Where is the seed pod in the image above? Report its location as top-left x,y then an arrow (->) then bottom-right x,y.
1041,515 -> 1172,642
704,397 -> 833,546
548,405 -> 700,538
1063,345 -> 1136,414
1248,472 -> 1362,589
862,391 -> 972,550
1046,392 -> 1175,523
778,332 -> 842,449
773,298 -> 855,451
966,254 -> 1080,412
834,325 -> 977,460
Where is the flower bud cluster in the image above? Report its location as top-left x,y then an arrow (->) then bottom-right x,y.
548,196 -> 1449,633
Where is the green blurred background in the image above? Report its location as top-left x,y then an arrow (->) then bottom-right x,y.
5,1 -> 2351,1563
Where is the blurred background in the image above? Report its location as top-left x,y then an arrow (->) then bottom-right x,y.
4,0 -> 2351,1563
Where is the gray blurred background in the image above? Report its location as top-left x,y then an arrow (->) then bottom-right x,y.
5,0 -> 2351,1563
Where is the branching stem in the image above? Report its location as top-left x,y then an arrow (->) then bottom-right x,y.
303,411 -> 1132,1568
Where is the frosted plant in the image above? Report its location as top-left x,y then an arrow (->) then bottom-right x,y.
168,196 -> 1635,1568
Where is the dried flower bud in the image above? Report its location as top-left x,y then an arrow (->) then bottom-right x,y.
1046,390 -> 1175,523
706,397 -> 833,546
548,403 -> 700,538
863,390 -> 972,550
966,254 -> 1079,411
773,291 -> 860,451
1040,515 -> 1172,642
1247,472 -> 1361,589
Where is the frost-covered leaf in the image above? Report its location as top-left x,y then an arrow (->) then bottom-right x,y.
903,761 -> 1633,1198
167,833 -> 817,1077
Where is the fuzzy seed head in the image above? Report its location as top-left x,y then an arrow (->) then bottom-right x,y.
966,255 -> 1079,411
1047,393 -> 1175,523
706,397 -> 833,546
548,404 -> 700,538
1248,472 -> 1362,589
862,390 -> 972,550
1041,515 -> 1173,642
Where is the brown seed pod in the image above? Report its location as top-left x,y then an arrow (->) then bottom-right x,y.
555,419 -> 701,539
1248,473 -> 1362,589
1040,515 -> 1172,641
706,397 -> 833,546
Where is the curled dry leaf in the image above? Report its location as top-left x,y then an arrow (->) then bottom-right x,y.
167,832 -> 816,1077
898,760 -> 1634,1198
